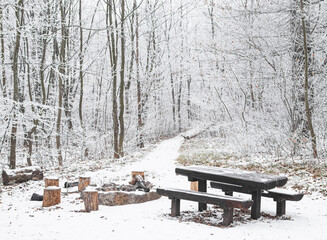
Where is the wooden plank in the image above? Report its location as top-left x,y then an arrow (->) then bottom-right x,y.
212,181 -> 303,217
157,188 -> 253,209
190,181 -> 198,191
262,189 -> 304,201
176,166 -> 288,190
210,181 -> 258,194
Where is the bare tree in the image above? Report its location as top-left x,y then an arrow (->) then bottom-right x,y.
9,0 -> 24,169
0,3 -> 7,98
300,0 -> 318,159
56,0 -> 68,166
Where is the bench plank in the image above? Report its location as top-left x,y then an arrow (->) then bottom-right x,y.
262,189 -> 304,201
157,188 -> 253,209
210,181 -> 304,216
157,188 -> 253,226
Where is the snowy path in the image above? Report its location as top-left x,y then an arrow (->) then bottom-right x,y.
0,135 -> 327,240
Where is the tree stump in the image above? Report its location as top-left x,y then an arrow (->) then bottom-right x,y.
79,176 -> 90,192
45,177 -> 59,188
42,186 -> 61,207
191,181 -> 198,191
83,190 -> 99,212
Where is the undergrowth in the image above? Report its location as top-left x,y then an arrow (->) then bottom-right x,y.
177,137 -> 327,197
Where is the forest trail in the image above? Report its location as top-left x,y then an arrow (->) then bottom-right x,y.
85,135 -> 186,188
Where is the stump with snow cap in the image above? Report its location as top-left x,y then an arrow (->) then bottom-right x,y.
42,186 -> 61,207
83,190 -> 99,212
78,176 -> 90,192
45,177 -> 59,188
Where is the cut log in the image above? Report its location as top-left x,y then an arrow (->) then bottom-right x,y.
78,176 -> 90,192
129,171 -> 145,185
190,181 -> 198,191
45,177 -> 59,188
133,174 -> 150,192
31,193 -> 43,201
42,186 -> 61,207
2,166 -> 43,185
132,171 -> 144,179
83,190 -> 99,212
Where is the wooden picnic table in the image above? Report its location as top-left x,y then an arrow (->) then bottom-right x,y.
175,165 -> 288,219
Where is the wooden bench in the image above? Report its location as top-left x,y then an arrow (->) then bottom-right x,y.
157,188 -> 253,226
210,182 -> 303,216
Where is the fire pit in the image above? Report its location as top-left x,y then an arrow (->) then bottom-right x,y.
95,176 -> 161,206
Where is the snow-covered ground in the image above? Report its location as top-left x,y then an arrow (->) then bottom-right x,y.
0,135 -> 326,240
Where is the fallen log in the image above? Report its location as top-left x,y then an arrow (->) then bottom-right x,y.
64,181 -> 79,188
2,166 -> 43,186
181,124 -> 214,140
31,193 -> 43,201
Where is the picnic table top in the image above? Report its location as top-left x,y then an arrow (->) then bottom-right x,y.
175,165 -> 288,191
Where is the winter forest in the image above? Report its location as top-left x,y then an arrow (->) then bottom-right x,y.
0,0 -> 327,170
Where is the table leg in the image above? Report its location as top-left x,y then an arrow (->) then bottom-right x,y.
198,179 -> 207,211
251,190 -> 262,219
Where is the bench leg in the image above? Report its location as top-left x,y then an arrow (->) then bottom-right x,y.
222,208 -> 234,226
276,199 -> 286,216
171,198 -> 180,217
251,190 -> 262,219
198,180 -> 207,211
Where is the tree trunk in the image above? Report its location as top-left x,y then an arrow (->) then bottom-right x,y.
135,6 -> 144,148
9,0 -> 24,169
118,0 -> 125,157
187,75 -> 191,126
0,4 -> 7,98
56,0 -> 67,166
79,0 -> 84,126
106,1 -> 119,159
300,0 -> 318,159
